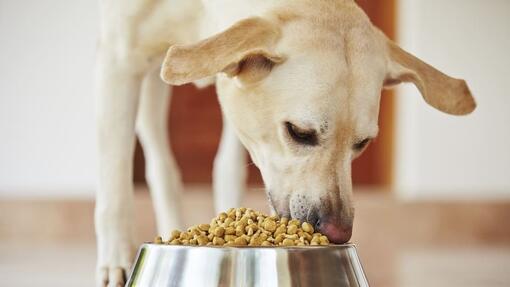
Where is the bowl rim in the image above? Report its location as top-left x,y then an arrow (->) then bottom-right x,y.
142,242 -> 357,250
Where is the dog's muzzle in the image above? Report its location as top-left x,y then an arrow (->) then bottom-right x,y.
267,189 -> 353,244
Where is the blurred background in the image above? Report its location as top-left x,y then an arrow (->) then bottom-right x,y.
1,0 -> 509,286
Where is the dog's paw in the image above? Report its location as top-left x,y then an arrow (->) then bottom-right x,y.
96,229 -> 136,287
97,266 -> 130,287
96,256 -> 135,287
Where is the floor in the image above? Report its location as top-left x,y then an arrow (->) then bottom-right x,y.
1,186 -> 510,287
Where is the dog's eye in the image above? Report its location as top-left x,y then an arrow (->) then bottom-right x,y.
285,122 -> 318,146
353,138 -> 371,151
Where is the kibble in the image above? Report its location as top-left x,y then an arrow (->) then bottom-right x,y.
198,224 -> 210,232
170,230 -> 180,240
302,222 -> 314,233
214,227 -> 225,237
234,236 -> 248,246
262,219 -> 277,232
287,224 -> 298,235
152,208 -> 332,247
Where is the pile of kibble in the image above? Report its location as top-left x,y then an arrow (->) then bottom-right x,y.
153,207 -> 330,247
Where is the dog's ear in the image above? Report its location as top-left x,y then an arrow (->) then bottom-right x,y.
383,36 -> 476,115
161,17 -> 284,86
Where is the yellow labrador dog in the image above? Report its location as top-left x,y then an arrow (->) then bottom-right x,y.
95,0 -> 475,285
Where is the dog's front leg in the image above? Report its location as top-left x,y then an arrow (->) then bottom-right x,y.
213,116 -> 247,213
136,66 -> 183,234
95,50 -> 142,287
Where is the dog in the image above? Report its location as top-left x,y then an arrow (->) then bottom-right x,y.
95,0 -> 476,285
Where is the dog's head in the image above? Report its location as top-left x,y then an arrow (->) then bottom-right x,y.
161,1 -> 475,243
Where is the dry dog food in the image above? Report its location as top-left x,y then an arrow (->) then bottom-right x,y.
153,207 -> 330,247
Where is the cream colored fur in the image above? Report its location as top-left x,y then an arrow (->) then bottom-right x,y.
96,0 -> 475,285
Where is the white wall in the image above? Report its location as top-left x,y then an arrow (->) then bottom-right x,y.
395,0 -> 510,199
0,0 -> 99,198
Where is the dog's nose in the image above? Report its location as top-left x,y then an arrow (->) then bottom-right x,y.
315,217 -> 353,244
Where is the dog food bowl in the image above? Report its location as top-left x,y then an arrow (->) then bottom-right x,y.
126,243 -> 369,287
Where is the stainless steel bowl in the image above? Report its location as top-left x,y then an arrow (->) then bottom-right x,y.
126,243 -> 369,287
